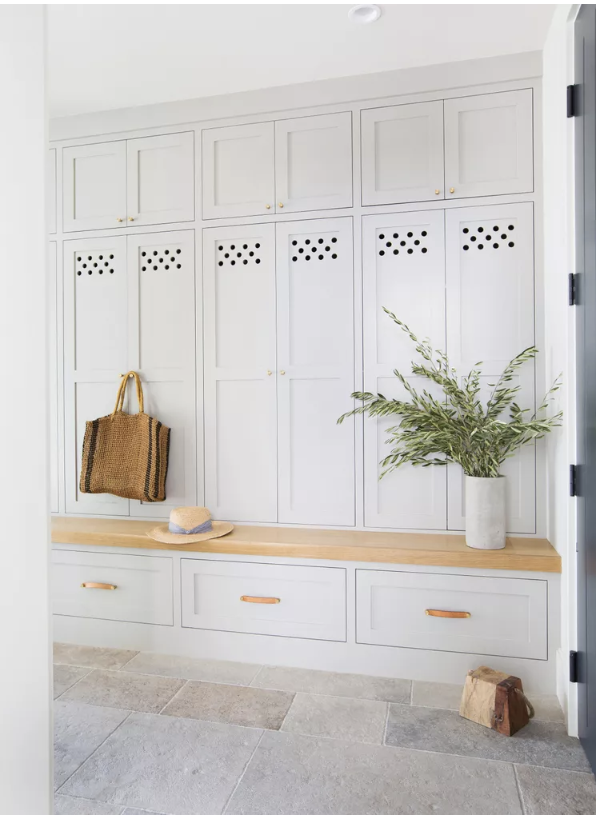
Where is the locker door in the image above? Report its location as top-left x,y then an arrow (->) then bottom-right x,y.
203,224 -> 277,522
63,236 -> 129,515
63,141 -> 126,232
446,202 -> 535,532
363,210 -> 447,529
276,218 -> 355,526
127,230 -> 196,517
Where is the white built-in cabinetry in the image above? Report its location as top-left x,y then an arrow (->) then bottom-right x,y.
63,230 -> 196,517
361,89 -> 533,205
203,218 -> 355,525
63,132 -> 194,232
202,112 -> 352,219
51,80 -> 539,534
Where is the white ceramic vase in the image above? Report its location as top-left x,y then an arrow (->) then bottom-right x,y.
465,475 -> 506,550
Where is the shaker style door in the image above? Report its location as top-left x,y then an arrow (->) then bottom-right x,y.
127,230 -> 197,517
362,210 -> 447,530
49,242 -> 59,513
445,203 -> 535,532
48,149 -> 57,234
63,141 -> 127,232
126,132 -> 195,227
203,224 -> 277,522
275,113 -> 353,213
63,236 -> 129,515
444,90 -> 533,199
276,218 -> 355,526
361,101 -> 445,205
202,122 -> 275,220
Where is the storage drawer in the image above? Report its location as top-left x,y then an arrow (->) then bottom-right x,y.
181,559 -> 346,641
52,549 -> 174,625
356,570 -> 547,659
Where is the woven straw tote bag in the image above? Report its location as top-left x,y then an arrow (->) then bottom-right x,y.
79,371 -> 171,502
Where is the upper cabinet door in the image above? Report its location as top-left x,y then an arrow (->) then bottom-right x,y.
63,141 -> 127,232
48,149 -> 57,234
275,112 -> 353,213
276,218 -> 355,526
361,101 -> 445,205
126,132 -> 194,227
445,203 -> 535,533
444,90 -> 533,199
362,211 -> 447,530
202,122 -> 275,220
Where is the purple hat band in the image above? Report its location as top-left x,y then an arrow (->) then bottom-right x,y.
168,519 -> 213,536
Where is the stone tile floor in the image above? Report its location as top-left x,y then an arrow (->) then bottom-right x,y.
52,644 -> 596,815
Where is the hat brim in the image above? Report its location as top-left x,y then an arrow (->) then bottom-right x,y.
146,520 -> 234,545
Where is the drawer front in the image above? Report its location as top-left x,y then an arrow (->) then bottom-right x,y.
52,549 -> 174,626
181,559 -> 346,641
356,570 -> 547,659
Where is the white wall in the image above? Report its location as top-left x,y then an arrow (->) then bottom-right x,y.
0,6 -> 53,813
542,3 -> 578,735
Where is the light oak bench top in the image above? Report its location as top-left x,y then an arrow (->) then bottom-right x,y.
51,517 -> 561,574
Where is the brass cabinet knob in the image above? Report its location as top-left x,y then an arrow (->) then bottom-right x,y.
278,202 -> 284,208
280,370 -> 286,375
116,217 -> 123,222
265,204 -> 271,210
449,187 -> 455,194
267,370 -> 272,376
128,216 -> 135,222
435,189 -> 440,195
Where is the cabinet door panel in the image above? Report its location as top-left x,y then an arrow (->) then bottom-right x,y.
49,243 -> 59,513
202,123 -> 274,220
363,211 -> 446,529
204,224 -> 277,522
48,149 -> 57,234
361,102 -> 444,205
446,203 -> 535,532
127,132 -> 194,227
63,141 -> 126,232
127,230 -> 196,517
64,236 -> 129,515
277,218 -> 355,526
444,90 -> 533,198
275,113 -> 352,213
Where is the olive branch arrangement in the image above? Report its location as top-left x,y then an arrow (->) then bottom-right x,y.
338,308 -> 563,479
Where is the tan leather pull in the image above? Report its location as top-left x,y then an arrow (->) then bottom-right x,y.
425,609 -> 471,619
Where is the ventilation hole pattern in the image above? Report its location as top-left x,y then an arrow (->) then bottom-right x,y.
376,229 -> 428,257
76,251 -> 115,277
291,234 -> 339,262
140,245 -> 183,272
462,223 -> 516,252
217,240 -> 262,267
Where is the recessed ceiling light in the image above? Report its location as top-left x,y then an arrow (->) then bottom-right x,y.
348,4 -> 382,24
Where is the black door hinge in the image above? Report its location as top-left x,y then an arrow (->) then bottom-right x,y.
570,464 -> 578,497
568,84 -> 579,117
570,650 -> 579,683
569,272 -> 578,305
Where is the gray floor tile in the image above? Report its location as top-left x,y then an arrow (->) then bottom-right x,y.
54,794 -> 123,815
516,764 -> 596,814
531,694 -> 566,723
226,730 -> 522,815
411,681 -> 463,710
385,704 -> 591,772
54,642 -> 138,670
123,651 -> 261,685
122,810 -> 163,815
60,711 -> 262,815
282,693 -> 387,744
54,700 -> 130,790
253,665 -> 411,703
161,680 -> 293,729
61,669 -> 185,714
54,664 -> 91,699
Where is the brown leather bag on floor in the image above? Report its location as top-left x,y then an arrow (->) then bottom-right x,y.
79,371 -> 171,502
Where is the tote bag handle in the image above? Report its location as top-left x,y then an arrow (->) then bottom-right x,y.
112,371 -> 144,417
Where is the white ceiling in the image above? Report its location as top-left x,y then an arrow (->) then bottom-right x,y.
48,4 -> 555,119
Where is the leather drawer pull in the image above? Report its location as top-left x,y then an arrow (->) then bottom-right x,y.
81,582 -> 117,590
425,609 -> 471,618
240,595 -> 280,604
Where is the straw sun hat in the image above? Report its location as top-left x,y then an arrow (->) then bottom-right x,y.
147,507 -> 233,545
